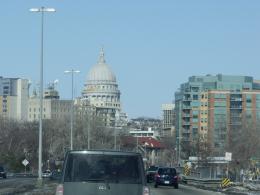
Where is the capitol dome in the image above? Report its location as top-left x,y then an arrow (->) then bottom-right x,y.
81,48 -> 122,127
86,48 -> 116,83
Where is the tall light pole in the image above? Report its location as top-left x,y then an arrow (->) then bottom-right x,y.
64,69 -> 80,150
177,136 -> 182,166
30,6 -> 55,182
114,127 -> 117,150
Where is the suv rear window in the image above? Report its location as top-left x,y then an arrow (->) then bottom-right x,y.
64,153 -> 142,184
147,166 -> 158,172
158,168 -> 176,175
0,167 -> 4,172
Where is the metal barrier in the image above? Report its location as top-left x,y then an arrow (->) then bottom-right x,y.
182,175 -> 222,189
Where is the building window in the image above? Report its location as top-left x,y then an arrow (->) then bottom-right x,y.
193,95 -> 198,100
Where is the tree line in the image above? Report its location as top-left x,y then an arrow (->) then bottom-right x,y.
0,114 -> 120,172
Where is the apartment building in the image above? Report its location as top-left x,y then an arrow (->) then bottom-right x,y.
175,74 -> 260,156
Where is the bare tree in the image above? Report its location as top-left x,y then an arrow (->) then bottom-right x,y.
228,117 -> 260,169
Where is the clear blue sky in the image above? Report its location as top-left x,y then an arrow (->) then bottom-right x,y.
1,1 -> 260,118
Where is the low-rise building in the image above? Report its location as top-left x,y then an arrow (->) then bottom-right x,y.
129,127 -> 159,138
28,83 -> 71,121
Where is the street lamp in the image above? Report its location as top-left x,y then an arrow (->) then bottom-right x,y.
30,6 -> 55,182
64,69 -> 80,150
114,127 -> 117,150
176,136 -> 182,166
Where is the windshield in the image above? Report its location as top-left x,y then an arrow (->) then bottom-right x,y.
64,153 -> 142,184
147,166 -> 158,172
158,168 -> 176,175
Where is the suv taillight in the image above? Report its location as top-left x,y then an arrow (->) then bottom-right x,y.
143,186 -> 150,195
55,184 -> 64,195
155,173 -> 160,178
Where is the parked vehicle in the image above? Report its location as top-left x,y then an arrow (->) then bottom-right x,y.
154,167 -> 178,189
50,170 -> 62,181
42,170 -> 52,178
56,150 -> 150,195
0,166 -> 7,179
146,166 -> 158,183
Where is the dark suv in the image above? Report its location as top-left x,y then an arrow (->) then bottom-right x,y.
0,166 -> 7,179
56,150 -> 150,195
154,167 -> 178,189
146,166 -> 158,183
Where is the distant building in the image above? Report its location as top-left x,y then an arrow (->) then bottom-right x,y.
129,127 -> 159,138
127,117 -> 162,132
28,83 -> 71,121
175,74 -> 260,156
120,136 -> 166,166
0,77 -> 29,121
81,48 -> 122,127
161,103 -> 175,137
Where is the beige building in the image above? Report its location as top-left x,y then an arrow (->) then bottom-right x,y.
161,103 -> 175,136
28,84 -> 71,121
0,77 -> 29,121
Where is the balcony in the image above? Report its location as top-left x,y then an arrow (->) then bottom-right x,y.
182,113 -> 190,118
183,97 -> 191,101
229,122 -> 242,126
182,105 -> 191,110
230,106 -> 242,109
230,98 -> 242,101
182,121 -> 191,126
230,114 -> 241,118
182,130 -> 190,134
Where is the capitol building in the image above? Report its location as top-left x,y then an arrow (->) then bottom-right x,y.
81,48 -> 125,127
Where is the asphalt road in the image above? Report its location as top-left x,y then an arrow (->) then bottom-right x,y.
150,184 -> 224,195
0,178 -> 225,195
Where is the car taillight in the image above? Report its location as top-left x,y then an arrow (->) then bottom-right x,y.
174,175 -> 181,181
143,186 -> 150,195
155,173 -> 160,178
55,184 -> 63,195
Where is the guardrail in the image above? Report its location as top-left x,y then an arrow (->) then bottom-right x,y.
182,175 -> 222,190
183,175 -> 222,183
183,175 -> 260,194
6,172 -> 37,178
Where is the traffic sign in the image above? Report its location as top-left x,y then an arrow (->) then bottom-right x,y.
221,178 -> 231,188
22,159 -> 29,167
225,152 -> 232,161
184,163 -> 191,176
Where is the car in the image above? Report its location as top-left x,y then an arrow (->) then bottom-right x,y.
50,170 -> 62,181
42,170 -> 52,178
0,166 -> 7,179
146,166 -> 158,183
154,167 -> 178,189
56,150 -> 150,195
